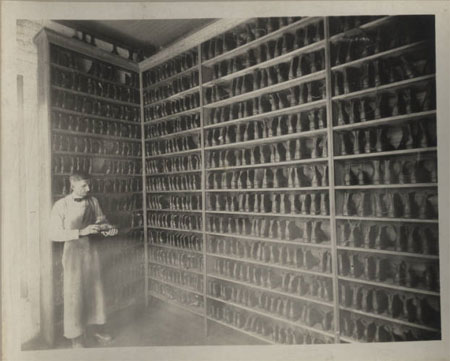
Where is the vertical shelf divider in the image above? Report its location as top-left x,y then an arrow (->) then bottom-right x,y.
323,16 -> 341,343
139,71 -> 149,307
198,43 -> 209,338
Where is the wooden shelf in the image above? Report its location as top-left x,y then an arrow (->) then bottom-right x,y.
148,242 -> 203,255
52,106 -> 140,125
147,225 -> 203,234
204,99 -> 327,130
206,210 -> 329,219
148,291 -> 205,317
332,74 -> 435,101
331,40 -> 428,71
54,172 -> 142,178
338,335 -> 356,343
146,169 -> 202,176
204,128 -> 327,150
51,85 -> 139,107
148,275 -> 203,297
203,40 -> 326,87
206,157 -> 328,171
203,70 -> 326,108
143,64 -> 199,91
335,216 -> 438,224
207,295 -> 335,338
337,276 -> 440,297
206,186 -> 330,192
332,110 -> 436,131
147,258 -> 203,276
202,17 -> 320,66
145,148 -> 201,160
53,150 -> 141,160
206,316 -> 274,344
206,231 -> 331,249
339,306 -> 440,333
208,273 -> 333,307
144,107 -> 201,123
206,252 -> 333,278
335,183 -> 437,190
145,86 -> 200,107
145,127 -> 201,141
147,208 -> 203,214
334,147 -> 437,160
336,246 -> 439,260
52,128 -> 142,142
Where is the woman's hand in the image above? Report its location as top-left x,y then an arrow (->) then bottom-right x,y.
101,228 -> 119,237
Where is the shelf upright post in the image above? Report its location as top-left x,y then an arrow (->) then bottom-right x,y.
198,42 -> 209,338
139,71 -> 149,307
324,16 -> 341,343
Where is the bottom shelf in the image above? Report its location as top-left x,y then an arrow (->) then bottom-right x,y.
207,316 -> 275,345
148,291 -> 205,318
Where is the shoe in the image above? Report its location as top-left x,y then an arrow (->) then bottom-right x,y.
71,336 -> 85,348
94,332 -> 113,344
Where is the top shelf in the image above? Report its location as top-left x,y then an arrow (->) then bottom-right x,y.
202,17 -> 322,66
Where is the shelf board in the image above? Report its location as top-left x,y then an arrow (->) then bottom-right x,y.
206,231 -> 331,249
204,99 -> 327,130
148,291 -> 205,318
332,110 -> 436,131
52,106 -> 141,125
337,276 -> 440,297
146,169 -> 202,176
335,215 -> 438,224
53,150 -> 141,160
203,40 -> 326,87
202,17 -> 321,66
145,148 -> 201,160
206,186 -> 330,192
206,252 -> 333,278
146,189 -> 202,194
206,157 -> 328,171
208,273 -> 333,307
53,128 -> 141,142
144,86 -> 200,107
147,208 -> 203,214
50,62 -> 139,90
51,85 -> 139,107
147,258 -> 203,276
331,74 -> 435,101
203,70 -> 326,108
143,64 -> 199,91
333,147 -> 437,160
207,295 -> 335,338
338,335 -> 356,343
339,306 -> 441,333
329,16 -> 392,42
334,183 -> 437,190
147,275 -> 203,297
54,172 -> 142,178
144,107 -> 201,123
206,316 -> 275,344
331,40 -> 428,71
336,246 -> 439,260
145,127 -> 201,141
206,210 -> 329,219
147,225 -> 203,234
148,242 -> 203,255
204,128 -> 327,150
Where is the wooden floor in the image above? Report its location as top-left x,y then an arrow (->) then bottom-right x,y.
23,298 -> 264,350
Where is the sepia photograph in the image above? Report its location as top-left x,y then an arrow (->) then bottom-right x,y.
2,1 -> 450,361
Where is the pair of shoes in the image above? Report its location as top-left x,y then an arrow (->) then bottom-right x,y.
93,332 -> 113,344
71,336 -> 85,348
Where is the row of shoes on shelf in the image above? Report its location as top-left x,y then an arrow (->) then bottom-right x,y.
149,230 -> 202,252
144,93 -> 200,121
208,191 -> 329,215
144,71 -> 199,104
149,247 -> 203,271
147,212 -> 202,231
146,154 -> 201,174
146,173 -> 200,191
147,194 -> 202,211
149,264 -> 204,293
144,113 -> 201,138
145,135 -> 199,156
208,216 -> 328,244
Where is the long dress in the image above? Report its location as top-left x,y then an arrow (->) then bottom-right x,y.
49,194 -> 106,339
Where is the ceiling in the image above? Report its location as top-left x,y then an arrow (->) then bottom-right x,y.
55,19 -> 217,58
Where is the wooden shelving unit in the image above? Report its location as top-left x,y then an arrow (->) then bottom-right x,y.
35,15 -> 440,345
